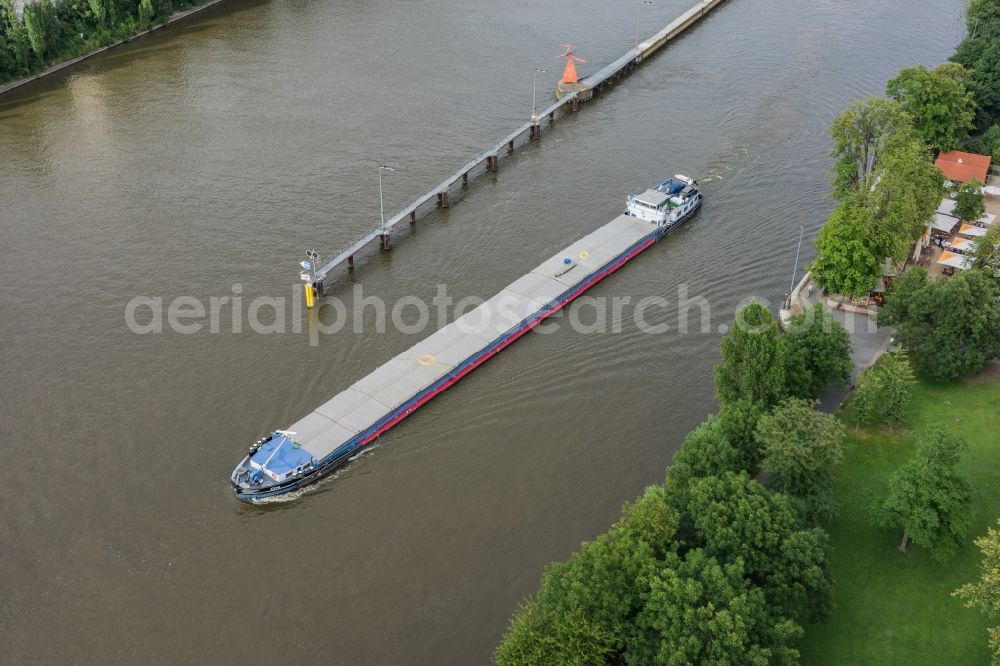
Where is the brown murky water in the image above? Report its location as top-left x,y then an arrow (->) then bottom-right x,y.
0,0 -> 963,661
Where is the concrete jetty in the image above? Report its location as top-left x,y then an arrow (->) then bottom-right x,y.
305,0 -> 730,300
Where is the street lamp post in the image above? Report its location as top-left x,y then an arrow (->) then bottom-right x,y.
531,68 -> 546,124
378,164 -> 395,249
636,0 -> 653,52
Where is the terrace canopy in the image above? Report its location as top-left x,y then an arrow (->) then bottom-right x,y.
933,213 -> 959,233
946,237 -> 973,252
958,223 -> 988,238
937,250 -> 974,270
937,199 -> 958,216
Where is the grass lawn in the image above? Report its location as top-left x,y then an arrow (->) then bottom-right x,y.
801,365 -> 1000,665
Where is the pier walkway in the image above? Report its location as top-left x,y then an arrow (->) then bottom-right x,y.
308,0 -> 729,294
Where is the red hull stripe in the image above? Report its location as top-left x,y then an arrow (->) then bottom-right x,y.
358,231 -> 659,443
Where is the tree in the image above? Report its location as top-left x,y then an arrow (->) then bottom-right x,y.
494,600 -> 617,666
666,417 -> 746,493
684,472 -> 833,624
1,0 -> 33,78
882,266 -> 1000,380
830,97 -> 911,200
494,486 -> 680,665
22,0 -> 60,64
823,98 -> 943,275
953,519 -> 1000,664
955,179 -> 987,223
865,132 -> 945,250
851,364 -> 882,431
887,64 -> 976,152
628,549 -> 802,666
971,40 -> 1000,123
714,301 -> 787,407
87,0 -> 107,27
138,0 -> 153,27
877,351 -> 915,431
757,399 -> 846,523
874,425 -> 972,561
715,398 -> 766,467
967,124 -> 1000,164
973,222 -> 1000,269
810,203 -> 882,297
781,303 -> 853,400
153,0 -> 172,22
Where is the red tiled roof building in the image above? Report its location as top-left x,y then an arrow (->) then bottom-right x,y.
934,150 -> 991,183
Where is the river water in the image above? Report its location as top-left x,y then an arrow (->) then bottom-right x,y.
0,0 -> 963,662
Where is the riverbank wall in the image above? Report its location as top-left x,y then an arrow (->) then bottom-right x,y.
0,0 -> 228,98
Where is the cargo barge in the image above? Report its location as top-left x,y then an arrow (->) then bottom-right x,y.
231,176 -> 702,501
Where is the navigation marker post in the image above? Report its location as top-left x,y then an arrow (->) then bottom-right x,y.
303,250 -> 321,308
530,68 -> 546,139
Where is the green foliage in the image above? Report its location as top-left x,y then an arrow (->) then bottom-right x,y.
972,40 -> 1000,124
815,98 -> 943,297
966,124 -> 1000,163
628,548 -> 802,666
873,425 -> 972,561
829,97 -> 911,200
494,600 -> 616,666
0,0 -> 193,83
882,267 -> 1000,380
887,64 -> 976,151
954,519 -> 1000,664
684,472 -> 833,624
23,0 -> 61,63
973,222 -> 1000,268
666,417 -> 746,493
862,131 -> 945,253
851,363 -> 882,431
875,351 -> 916,431
714,301 -> 787,408
757,399 -> 846,524
494,487 -> 680,665
810,203 -> 882,298
715,398 -> 767,467
138,0 -> 153,27
956,179 -> 987,222
781,303 -> 853,400
87,0 -> 107,26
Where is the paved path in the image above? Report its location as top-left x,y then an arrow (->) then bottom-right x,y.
796,279 -> 894,414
